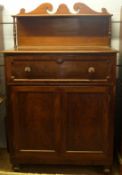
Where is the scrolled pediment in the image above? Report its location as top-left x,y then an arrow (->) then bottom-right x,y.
17,3 -> 111,16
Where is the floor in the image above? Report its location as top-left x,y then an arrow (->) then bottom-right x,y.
0,149 -> 119,175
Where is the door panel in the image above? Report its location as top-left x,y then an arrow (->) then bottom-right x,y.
10,86 -> 62,156
62,86 -> 113,162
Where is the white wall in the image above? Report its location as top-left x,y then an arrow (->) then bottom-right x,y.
0,0 -> 121,19
0,0 -> 122,148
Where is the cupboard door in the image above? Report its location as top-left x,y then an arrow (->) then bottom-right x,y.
62,86 -> 114,164
8,85 -> 114,165
8,86 -> 63,163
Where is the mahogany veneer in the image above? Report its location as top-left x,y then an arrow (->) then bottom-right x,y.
1,3 -> 117,174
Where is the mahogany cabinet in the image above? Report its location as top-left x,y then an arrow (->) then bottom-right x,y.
2,3 -> 117,173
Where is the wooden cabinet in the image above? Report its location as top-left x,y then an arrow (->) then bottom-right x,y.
2,2 -> 117,173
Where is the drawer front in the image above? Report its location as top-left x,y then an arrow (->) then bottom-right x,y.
6,54 -> 115,83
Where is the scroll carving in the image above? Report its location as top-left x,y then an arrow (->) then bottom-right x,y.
56,4 -> 70,14
17,2 -> 110,16
19,3 -> 53,15
74,3 -> 109,15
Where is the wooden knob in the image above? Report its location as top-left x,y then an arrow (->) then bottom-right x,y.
24,66 -> 31,72
88,67 -> 95,73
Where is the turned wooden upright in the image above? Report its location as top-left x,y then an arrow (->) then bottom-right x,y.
118,6 -> 122,175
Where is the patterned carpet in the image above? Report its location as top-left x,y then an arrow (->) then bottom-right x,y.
0,149 -> 119,175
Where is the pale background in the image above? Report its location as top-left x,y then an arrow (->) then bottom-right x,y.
0,0 -> 122,148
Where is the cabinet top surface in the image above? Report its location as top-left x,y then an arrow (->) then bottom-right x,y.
1,46 -> 117,54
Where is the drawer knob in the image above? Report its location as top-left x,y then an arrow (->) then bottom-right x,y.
24,66 -> 32,72
88,67 -> 95,73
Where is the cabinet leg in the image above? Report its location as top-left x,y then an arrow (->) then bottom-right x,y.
12,164 -> 20,172
103,167 -> 111,175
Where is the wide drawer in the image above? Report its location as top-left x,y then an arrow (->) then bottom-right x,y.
5,54 -> 115,83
